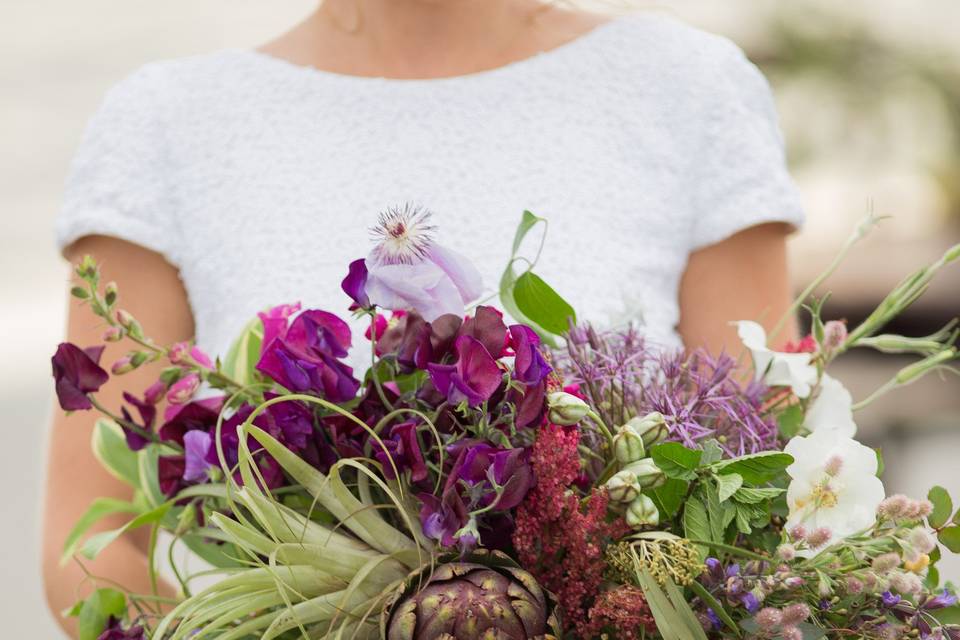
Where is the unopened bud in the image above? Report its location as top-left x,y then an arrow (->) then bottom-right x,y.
622,458 -> 666,489
777,544 -> 796,561
111,356 -> 134,375
806,527 -> 833,549
167,373 -> 200,405
613,424 -> 645,464
546,391 -> 590,426
175,502 -> 197,536
624,412 -> 669,447
76,255 -> 97,279
896,349 -> 957,384
625,494 -> 659,528
605,470 -> 641,503
102,326 -> 124,342
104,281 -> 118,307
70,286 -> 90,300
822,320 -> 848,350
143,380 -> 167,405
116,309 -> 135,328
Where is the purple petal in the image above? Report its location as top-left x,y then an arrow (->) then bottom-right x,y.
454,335 -> 502,405
158,455 -> 186,497
341,259 -> 370,308
51,342 -> 109,411
257,302 -> 301,355
426,244 -> 483,304
183,430 -> 214,482
459,306 -> 508,358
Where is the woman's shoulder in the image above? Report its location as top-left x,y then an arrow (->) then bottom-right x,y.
102,50 -> 251,104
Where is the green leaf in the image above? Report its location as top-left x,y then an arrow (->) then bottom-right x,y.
651,442 -> 703,481
61,498 -> 141,564
511,271 -> 576,337
637,570 -> 708,640
732,486 -> 786,504
928,486 -> 953,529
705,485 -> 726,542
77,588 -> 126,640
683,496 -> 711,559
79,503 -> 170,560
735,504 -> 753,534
181,533 -> 244,569
777,404 -> 804,440
700,439 -> 724,465
687,580 -> 741,637
938,526 -> 960,553
651,478 -> 689,519
711,452 -> 794,484
138,446 -> 165,508
875,448 -> 885,478
716,473 -> 743,502
91,419 -> 141,488
222,314 -> 264,386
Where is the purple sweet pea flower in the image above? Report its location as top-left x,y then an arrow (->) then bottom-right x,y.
375,422 -> 428,483
158,455 -> 186,497
508,324 -> 551,385
51,343 -> 108,411
183,430 -> 214,482
159,396 -> 224,446
451,442 -> 533,510
255,393 -> 314,451
427,335 -> 503,406
166,373 -> 200,405
120,392 -> 156,451
97,616 -> 145,640
458,306 -> 508,359
418,489 -> 470,548
257,302 -> 302,354
341,259 -> 370,309
256,309 -> 360,402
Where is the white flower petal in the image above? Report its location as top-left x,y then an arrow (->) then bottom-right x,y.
804,374 -> 857,437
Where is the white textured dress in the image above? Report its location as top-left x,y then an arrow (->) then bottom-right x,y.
56,13 -> 804,368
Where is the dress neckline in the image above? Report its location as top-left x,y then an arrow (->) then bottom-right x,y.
233,14 -> 635,86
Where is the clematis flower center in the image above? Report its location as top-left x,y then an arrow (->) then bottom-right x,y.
370,204 -> 437,265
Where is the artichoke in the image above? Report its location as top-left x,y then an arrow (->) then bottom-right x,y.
383,550 -> 555,640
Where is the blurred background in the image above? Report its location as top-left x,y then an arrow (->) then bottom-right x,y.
2,0 -> 958,635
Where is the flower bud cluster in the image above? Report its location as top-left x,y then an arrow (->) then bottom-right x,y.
877,494 -> 934,521
751,602 -> 810,640
603,412 -> 669,529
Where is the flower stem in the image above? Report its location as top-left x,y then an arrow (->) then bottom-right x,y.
87,395 -> 181,453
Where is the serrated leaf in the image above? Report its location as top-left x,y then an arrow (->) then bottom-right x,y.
705,486 -> 726,542
733,486 -> 786,504
512,271 -> 576,336
938,526 -> 960,553
716,473 -> 743,502
735,505 -> 753,534
651,442 -> 702,481
928,486 -> 953,529
684,496 -> 711,559
61,498 -> 141,564
700,439 -> 724,465
91,419 -> 140,488
78,588 -> 126,640
777,404 -> 804,439
651,478 -> 689,519
711,451 -> 793,484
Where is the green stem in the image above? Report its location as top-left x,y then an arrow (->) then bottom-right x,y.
586,409 -> 615,448
366,312 -> 395,412
88,395 -> 180,452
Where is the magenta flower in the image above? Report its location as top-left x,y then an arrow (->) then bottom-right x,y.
183,430 -> 214,482
375,422 -> 428,483
459,306 -> 508,358
256,309 -> 360,402
508,324 -> 551,385
257,302 -> 302,354
341,259 -> 370,309
451,441 -> 533,510
166,373 -> 200,405
96,616 -> 145,640
159,396 -> 224,446
120,392 -> 156,451
168,341 -> 213,368
418,489 -> 471,549
51,343 -> 108,411
362,205 -> 482,321
427,335 -> 503,406
158,455 -> 186,496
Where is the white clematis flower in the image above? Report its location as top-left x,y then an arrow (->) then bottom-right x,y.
784,429 -> 885,551
803,374 -> 857,437
736,321 -> 818,398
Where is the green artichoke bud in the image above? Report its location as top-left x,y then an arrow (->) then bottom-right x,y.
384,550 -> 554,639
624,412 -> 669,448
546,391 -> 589,426
626,494 -> 660,528
605,469 -> 641,503
622,458 -> 666,489
613,424 -> 645,464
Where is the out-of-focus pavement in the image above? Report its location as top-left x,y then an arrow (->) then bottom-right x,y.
2,1 -> 958,635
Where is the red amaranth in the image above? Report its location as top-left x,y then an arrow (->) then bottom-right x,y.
585,585 -> 657,639
513,423 -> 629,636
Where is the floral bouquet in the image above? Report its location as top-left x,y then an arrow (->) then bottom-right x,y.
54,207 -> 960,640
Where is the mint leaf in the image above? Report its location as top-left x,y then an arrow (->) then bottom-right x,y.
683,496 -> 711,558
711,452 -> 793,484
716,473 -> 743,502
651,478 -> 689,519
651,442 -> 703,481
733,487 -> 786,504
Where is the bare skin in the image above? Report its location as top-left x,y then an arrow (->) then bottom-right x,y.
43,1 -> 797,635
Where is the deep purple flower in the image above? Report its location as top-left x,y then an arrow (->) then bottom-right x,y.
428,335 -> 503,406
341,259 -> 370,309
458,306 -> 508,359
120,392 -> 156,451
158,455 -> 186,496
256,309 -> 360,402
508,324 -> 551,385
159,397 -> 224,446
881,591 -> 902,608
395,313 -> 462,371
450,441 -> 533,510
923,589 -> 959,611
741,592 -> 760,613
375,422 -> 428,483
257,302 -> 302,355
183,430 -> 214,482
97,616 -> 145,640
509,379 -> 547,428
418,489 -> 470,548
51,342 -> 108,411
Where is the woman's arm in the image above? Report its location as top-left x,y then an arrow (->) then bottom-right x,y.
42,236 -> 194,638
678,222 -> 798,354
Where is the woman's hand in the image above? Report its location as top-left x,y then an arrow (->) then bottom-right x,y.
678,222 -> 798,355
42,236 -> 194,638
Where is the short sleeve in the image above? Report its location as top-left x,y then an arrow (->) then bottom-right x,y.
55,64 -> 181,264
687,39 -> 805,251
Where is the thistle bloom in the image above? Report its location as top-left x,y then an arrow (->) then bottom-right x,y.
803,374 -> 857,437
51,342 -> 109,411
784,428 -> 885,550
361,205 -> 483,321
737,321 -> 818,398
428,335 -> 502,406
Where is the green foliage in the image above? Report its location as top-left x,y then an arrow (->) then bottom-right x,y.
777,404 -> 805,440
79,503 -> 171,560
716,473 -> 744,502
710,451 -> 794,484
222,314 -> 264,386
651,442 -> 702,481
939,526 -> 960,553
651,478 -> 689,519
928,486 -> 954,529
61,498 -> 141,564
636,569 -> 709,640
75,588 -> 126,640
91,419 -> 140,488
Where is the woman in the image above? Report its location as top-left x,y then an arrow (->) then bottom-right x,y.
42,0 -> 802,634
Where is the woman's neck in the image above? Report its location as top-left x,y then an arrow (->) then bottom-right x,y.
259,0 -> 607,79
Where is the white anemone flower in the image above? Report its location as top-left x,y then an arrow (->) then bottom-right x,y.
736,321 -> 818,398
803,374 -> 857,437
784,429 -> 885,550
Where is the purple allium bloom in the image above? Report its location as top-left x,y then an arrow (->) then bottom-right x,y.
341,259 -> 370,309
256,309 -> 360,402
375,421 -> 428,483
508,324 -> 551,385
449,441 -> 533,510
51,342 -> 108,411
97,616 -> 145,640
120,392 -> 156,451
257,302 -> 301,354
428,335 -> 503,406
183,430 -> 214,482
